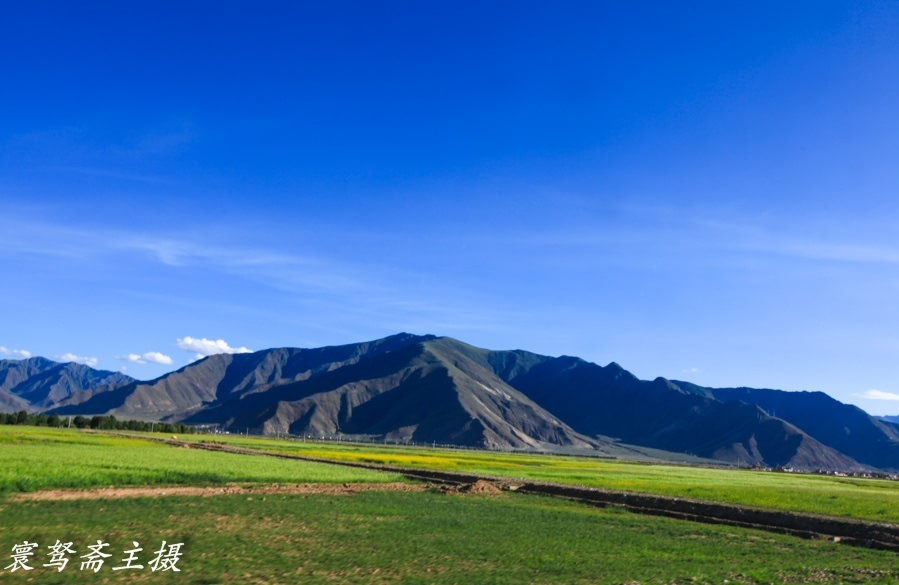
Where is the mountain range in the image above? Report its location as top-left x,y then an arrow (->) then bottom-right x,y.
3,333 -> 897,472
0,357 -> 133,412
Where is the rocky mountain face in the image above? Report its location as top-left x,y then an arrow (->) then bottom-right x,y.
51,334 -> 600,451
5,333 -> 897,471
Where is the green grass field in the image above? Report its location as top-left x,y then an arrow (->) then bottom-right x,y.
0,427 -> 401,493
2,490 -> 897,584
2,426 -> 899,584
183,433 -> 899,524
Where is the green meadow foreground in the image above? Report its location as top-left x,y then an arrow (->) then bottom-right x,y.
4,490 -> 898,585
0,427 -> 400,493
1,427 -> 898,584
184,433 -> 899,524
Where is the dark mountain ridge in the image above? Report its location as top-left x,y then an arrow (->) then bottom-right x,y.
4,333 -> 894,471
490,355 -> 862,470
52,334 -> 600,450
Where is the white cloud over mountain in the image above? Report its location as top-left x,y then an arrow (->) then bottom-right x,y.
0,346 -> 31,359
56,353 -> 99,367
116,351 -> 173,365
858,389 -> 899,401
176,336 -> 252,359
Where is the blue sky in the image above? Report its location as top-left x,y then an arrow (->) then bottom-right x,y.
1,2 -> 898,414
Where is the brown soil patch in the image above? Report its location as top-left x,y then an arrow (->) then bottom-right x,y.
13,482 -> 425,502
465,479 -> 503,494
439,480 -> 503,495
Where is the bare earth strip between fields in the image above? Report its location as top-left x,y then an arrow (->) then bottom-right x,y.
13,482 -> 425,502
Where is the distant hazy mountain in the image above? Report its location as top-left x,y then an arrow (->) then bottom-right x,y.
0,357 -> 133,411
880,415 -> 899,425
674,383 -> 899,471
9,334 -> 898,471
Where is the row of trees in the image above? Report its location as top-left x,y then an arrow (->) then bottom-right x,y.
0,411 -> 196,434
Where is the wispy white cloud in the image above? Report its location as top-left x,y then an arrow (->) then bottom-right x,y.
177,337 -> 252,359
50,165 -> 174,185
681,367 -> 700,374
123,236 -> 370,295
677,214 -> 899,267
132,125 -> 196,155
856,389 -> 899,401
7,122 -> 196,161
0,215 -> 525,337
116,351 -> 173,365
0,346 -> 32,359
56,353 -> 98,367
744,240 -> 899,265
0,216 -> 372,297
126,237 -> 311,269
